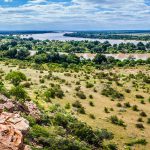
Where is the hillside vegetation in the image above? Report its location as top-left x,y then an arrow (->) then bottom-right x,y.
0,36 -> 150,150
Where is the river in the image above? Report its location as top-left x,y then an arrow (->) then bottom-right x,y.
21,32 -> 149,45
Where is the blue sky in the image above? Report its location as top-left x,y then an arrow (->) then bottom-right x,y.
0,0 -> 150,30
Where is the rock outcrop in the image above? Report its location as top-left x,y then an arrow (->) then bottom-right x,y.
0,94 -> 37,150
24,101 -> 41,120
0,112 -> 30,150
0,94 -> 41,120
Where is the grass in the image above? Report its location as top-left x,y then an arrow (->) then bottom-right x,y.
0,61 -> 150,150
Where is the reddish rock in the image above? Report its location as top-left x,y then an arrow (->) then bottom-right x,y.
0,112 -> 30,150
25,101 -> 41,120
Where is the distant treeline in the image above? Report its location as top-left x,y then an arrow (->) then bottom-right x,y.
64,31 -> 150,41
0,35 -> 150,54
0,31 -> 57,35
0,36 -> 150,68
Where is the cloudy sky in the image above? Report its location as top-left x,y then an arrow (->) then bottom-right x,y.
0,0 -> 150,30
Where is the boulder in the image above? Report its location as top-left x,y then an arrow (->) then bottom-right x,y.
0,112 -> 30,150
25,101 -> 41,120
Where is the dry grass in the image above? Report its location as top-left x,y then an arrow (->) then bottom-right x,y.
0,61 -> 150,150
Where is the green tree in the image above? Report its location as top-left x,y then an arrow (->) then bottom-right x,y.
6,71 -> 27,86
10,85 -> 27,101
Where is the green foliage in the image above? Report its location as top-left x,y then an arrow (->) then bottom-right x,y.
89,114 -> 95,119
136,123 -> 144,129
76,91 -> 86,99
44,85 -> 64,101
6,71 -> 27,86
147,118 -> 150,124
86,82 -> 94,88
135,94 -> 144,99
65,103 -> 71,109
104,107 -> 109,113
126,139 -> 147,146
139,111 -> 147,117
101,86 -> 124,100
10,85 -> 27,101
0,81 -> 9,96
89,101 -> 94,107
72,101 -> 86,114
93,54 -> 107,64
104,143 -> 118,150
132,105 -> 139,111
110,116 -> 126,127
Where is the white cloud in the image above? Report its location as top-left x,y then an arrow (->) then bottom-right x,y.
0,0 -> 150,30
28,0 -> 47,4
4,0 -> 13,2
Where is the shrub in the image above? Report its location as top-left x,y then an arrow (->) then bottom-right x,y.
89,95 -> 93,99
93,88 -> 97,93
116,103 -> 122,107
110,116 -> 126,127
140,100 -> 145,104
126,139 -> 147,146
78,107 -> 86,114
89,114 -> 95,119
0,81 -> 9,97
40,78 -> 45,83
125,89 -> 131,93
104,143 -> 118,150
76,81 -> 80,85
124,102 -> 131,108
135,94 -> 144,99
72,101 -> 86,114
89,101 -> 94,107
132,105 -> 139,111
140,111 -> 147,117
137,118 -> 143,122
76,91 -> 86,99
136,123 -> 144,129
65,103 -> 71,109
10,85 -> 27,101
101,86 -> 124,100
104,107 -> 109,113
86,82 -> 94,88
72,101 -> 82,108
23,82 -> 31,88
97,129 -> 114,140
44,85 -> 64,101
75,86 -> 80,91
5,71 -> 27,86
147,118 -> 150,124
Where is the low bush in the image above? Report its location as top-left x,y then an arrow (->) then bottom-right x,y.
126,139 -> 147,146
5,71 -> 27,86
44,85 -> 64,101
140,111 -> 147,117
125,89 -> 131,93
135,94 -> 144,99
72,101 -> 86,114
10,85 -> 27,101
76,91 -> 86,99
132,105 -> 139,111
124,102 -> 131,108
86,82 -> 94,88
147,118 -> 150,124
104,107 -> 109,113
89,101 -> 94,107
110,116 -> 126,127
136,123 -> 144,129
116,103 -> 122,107
137,118 -> 143,122
101,86 -> 124,100
89,114 -> 95,119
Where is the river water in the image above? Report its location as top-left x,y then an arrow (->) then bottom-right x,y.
21,32 -> 148,45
